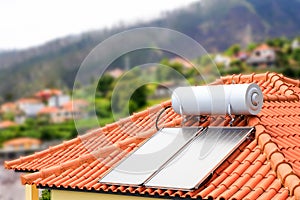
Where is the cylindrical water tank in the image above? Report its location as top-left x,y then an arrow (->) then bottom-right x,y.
171,83 -> 263,115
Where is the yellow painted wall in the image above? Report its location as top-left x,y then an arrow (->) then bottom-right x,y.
25,184 -> 39,200
52,190 -> 159,200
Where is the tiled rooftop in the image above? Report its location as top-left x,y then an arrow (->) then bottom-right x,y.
4,72 -> 300,200
0,120 -> 17,129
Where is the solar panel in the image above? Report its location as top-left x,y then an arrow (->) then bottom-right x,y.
145,127 -> 253,190
99,127 -> 202,186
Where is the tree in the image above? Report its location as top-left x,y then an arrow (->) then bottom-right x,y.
225,44 -> 240,56
246,43 -> 257,51
129,85 -> 148,114
292,49 -> 300,62
97,74 -> 115,97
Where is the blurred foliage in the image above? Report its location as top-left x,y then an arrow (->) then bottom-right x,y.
225,44 -> 240,56
40,190 -> 51,200
1,36 -> 300,147
1,0 -> 300,102
0,119 -> 77,147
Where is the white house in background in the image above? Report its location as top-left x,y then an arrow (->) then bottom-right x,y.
48,95 -> 70,108
214,54 -> 231,68
246,44 -> 276,66
292,39 -> 300,50
39,99 -> 89,123
169,57 -> 194,68
108,68 -> 124,78
17,98 -> 45,117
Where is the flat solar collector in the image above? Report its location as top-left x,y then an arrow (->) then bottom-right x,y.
99,127 -> 253,190
99,127 -> 201,186
145,127 -> 253,190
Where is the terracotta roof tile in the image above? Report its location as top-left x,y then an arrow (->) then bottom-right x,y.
0,120 -> 17,129
5,72 -> 300,199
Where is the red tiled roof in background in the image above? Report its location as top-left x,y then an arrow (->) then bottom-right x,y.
3,138 -> 41,147
62,99 -> 88,111
34,89 -> 62,99
0,120 -> 17,129
255,44 -> 273,51
38,107 -> 59,114
4,72 -> 300,200
17,98 -> 42,104
0,102 -> 17,111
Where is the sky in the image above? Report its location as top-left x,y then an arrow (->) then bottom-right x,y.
0,0 -> 198,50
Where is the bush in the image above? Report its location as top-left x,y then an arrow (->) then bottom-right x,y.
40,190 -> 50,200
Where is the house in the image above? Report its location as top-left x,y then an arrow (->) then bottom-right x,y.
62,99 -> 89,111
38,100 -> 88,123
48,94 -> 70,108
5,72 -> 300,200
0,102 -> 17,114
62,99 -> 89,118
3,137 -> 41,151
154,82 -> 178,98
247,44 -> 276,66
35,88 -> 70,108
235,51 -> 248,61
108,68 -> 124,78
34,89 -> 62,101
292,39 -> 300,50
169,57 -> 194,68
0,120 -> 17,129
17,98 -> 45,117
214,54 -> 231,68
38,106 -> 60,123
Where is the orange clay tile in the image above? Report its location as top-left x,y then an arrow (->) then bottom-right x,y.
4,72 -> 300,199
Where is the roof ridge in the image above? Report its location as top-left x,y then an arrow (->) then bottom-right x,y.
219,72 -> 299,102
248,116 -> 300,198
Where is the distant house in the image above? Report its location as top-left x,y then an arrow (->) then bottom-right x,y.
214,54 -> 231,68
235,51 -> 248,61
3,137 -> 41,151
38,106 -> 60,123
292,39 -> 300,50
35,89 -> 63,101
0,102 -> 17,114
0,120 -> 17,129
39,106 -> 75,123
62,99 -> 89,111
246,44 -> 276,66
48,95 -> 70,108
108,68 -> 124,78
62,99 -> 89,119
39,100 -> 88,123
17,98 -> 45,117
169,57 -> 194,68
154,82 -> 178,98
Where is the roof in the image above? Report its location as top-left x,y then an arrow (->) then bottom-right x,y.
62,99 -> 89,108
0,120 -> 17,129
1,102 -> 17,109
4,72 -> 300,199
255,44 -> 273,51
62,99 -> 88,112
38,106 -> 59,114
3,137 -> 41,147
108,68 -> 124,78
169,57 -> 194,68
17,98 -> 42,104
35,89 -> 62,98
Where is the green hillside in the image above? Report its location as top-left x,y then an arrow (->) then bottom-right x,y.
0,0 -> 300,101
